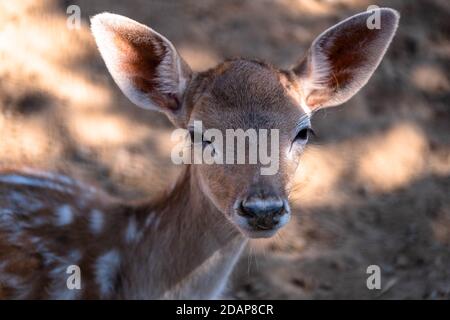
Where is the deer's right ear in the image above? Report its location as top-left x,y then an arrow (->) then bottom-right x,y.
291,8 -> 399,111
91,13 -> 192,115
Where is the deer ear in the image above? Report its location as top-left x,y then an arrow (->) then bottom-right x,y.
292,8 -> 399,111
91,13 -> 192,114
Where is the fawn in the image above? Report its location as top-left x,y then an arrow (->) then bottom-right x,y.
0,8 -> 399,299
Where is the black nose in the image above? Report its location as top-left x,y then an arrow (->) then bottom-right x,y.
238,196 -> 286,229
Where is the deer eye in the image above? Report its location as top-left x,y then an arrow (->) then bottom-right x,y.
294,127 -> 315,142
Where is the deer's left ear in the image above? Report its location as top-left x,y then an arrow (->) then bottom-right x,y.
292,8 -> 399,111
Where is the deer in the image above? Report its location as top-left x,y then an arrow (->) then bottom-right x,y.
0,8 -> 399,299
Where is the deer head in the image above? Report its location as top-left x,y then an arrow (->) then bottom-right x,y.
91,8 -> 399,238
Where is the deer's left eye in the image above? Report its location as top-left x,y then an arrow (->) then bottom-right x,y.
294,128 -> 315,142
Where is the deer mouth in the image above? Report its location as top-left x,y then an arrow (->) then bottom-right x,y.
254,223 -> 273,230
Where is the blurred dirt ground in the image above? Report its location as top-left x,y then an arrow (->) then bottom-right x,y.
0,0 -> 449,299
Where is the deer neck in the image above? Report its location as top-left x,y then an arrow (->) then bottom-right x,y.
118,165 -> 247,299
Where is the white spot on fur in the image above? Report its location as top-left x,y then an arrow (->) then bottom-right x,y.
67,249 -> 82,262
89,209 -> 104,234
145,212 -> 161,229
95,250 -> 121,298
125,216 -> 139,243
56,205 -> 74,226
145,212 -> 155,227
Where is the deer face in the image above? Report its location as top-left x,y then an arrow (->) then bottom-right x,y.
184,60 -> 307,237
91,9 -> 399,238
